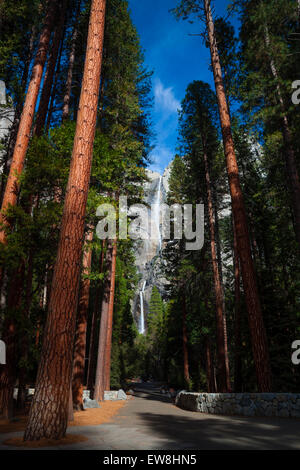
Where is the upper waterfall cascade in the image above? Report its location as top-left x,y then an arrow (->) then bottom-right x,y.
153,176 -> 163,251
132,163 -> 173,334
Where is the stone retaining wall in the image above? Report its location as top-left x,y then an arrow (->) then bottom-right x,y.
175,392 -> 300,418
13,388 -> 127,401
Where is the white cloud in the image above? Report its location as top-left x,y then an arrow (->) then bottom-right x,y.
149,145 -> 174,174
154,78 -> 181,115
149,78 -> 180,173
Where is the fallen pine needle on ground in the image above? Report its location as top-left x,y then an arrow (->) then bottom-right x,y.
0,398 -> 129,439
70,399 -> 127,427
3,434 -> 88,448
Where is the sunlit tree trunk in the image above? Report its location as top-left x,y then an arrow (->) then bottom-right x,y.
23,0 -> 106,441
72,227 -> 94,411
203,0 -> 271,392
0,26 -> 36,206
0,1 -> 57,244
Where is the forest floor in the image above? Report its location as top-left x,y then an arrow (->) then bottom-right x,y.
1,383 -> 300,450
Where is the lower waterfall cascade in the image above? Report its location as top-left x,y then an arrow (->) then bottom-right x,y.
132,165 -> 172,335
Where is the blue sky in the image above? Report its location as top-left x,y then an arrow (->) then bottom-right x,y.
127,0 -> 239,174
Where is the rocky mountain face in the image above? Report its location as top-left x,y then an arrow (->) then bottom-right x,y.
0,81 -> 14,164
132,162 -> 172,333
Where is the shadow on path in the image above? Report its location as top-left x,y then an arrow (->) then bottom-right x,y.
131,382 -> 173,404
135,409 -> 300,450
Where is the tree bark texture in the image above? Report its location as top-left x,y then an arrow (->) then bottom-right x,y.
103,239 -> 117,392
72,228 -> 94,411
203,146 -> 229,392
0,1 -> 58,243
94,239 -> 113,402
23,0 -> 106,440
203,0 -> 272,392
35,0 -> 67,136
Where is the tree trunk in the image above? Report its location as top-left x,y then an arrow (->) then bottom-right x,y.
72,227 -> 94,411
86,240 -> 106,396
203,0 -> 272,392
35,0 -> 67,136
0,26 -> 36,206
182,292 -> 190,387
203,147 -> 229,392
94,240 -> 113,402
103,239 -> 117,392
23,0 -> 106,441
46,30 -> 65,131
0,318 -> 16,419
205,337 -> 215,393
62,0 -> 81,121
0,1 -> 58,243
68,386 -> 74,422
233,220 -> 242,392
16,248 -> 34,411
213,193 -> 231,390
0,264 -> 25,418
263,23 -> 300,248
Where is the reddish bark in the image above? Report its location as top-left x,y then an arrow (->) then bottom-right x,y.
203,146 -> 229,392
35,0 -> 67,136
87,240 -> 106,395
204,0 -> 272,392
233,222 -> 242,392
94,240 -> 113,402
0,26 -> 37,206
0,1 -> 57,244
23,0 -> 106,441
103,240 -> 117,392
72,228 -> 94,411
62,1 -> 81,121
214,198 -> 231,391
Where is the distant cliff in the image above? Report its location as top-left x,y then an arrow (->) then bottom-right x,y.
132,162 -> 173,333
0,81 -> 14,164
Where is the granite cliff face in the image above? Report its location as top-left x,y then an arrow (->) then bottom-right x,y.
132,162 -> 172,333
0,81 -> 14,164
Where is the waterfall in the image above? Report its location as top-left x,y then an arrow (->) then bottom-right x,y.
136,174 -> 163,334
153,176 -> 162,251
139,280 -> 147,334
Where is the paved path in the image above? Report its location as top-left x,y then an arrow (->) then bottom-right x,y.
1,383 -> 300,450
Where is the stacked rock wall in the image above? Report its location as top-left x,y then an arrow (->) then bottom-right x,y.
176,392 -> 300,418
